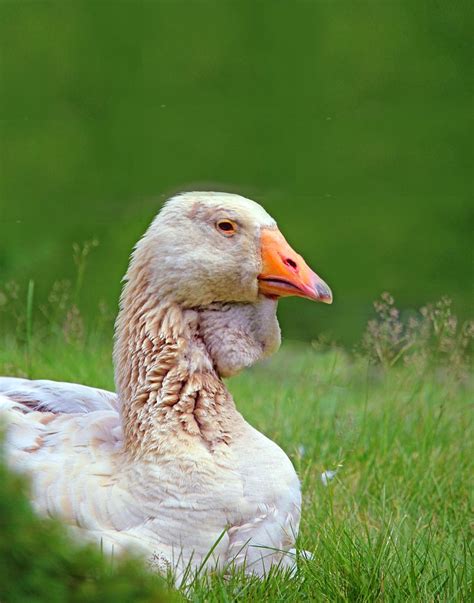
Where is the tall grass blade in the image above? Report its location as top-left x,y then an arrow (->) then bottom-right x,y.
25,279 -> 34,377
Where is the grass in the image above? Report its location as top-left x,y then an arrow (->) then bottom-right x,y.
0,286 -> 472,601
228,346 -> 472,601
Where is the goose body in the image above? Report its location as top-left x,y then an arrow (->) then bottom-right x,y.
0,192 -> 331,580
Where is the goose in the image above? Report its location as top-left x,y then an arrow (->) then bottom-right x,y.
0,192 -> 332,581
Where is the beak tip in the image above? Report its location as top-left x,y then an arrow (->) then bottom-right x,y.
312,278 -> 333,304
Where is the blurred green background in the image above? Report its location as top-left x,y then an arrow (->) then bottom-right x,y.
0,0 -> 472,343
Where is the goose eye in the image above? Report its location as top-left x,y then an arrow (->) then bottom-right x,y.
216,219 -> 237,236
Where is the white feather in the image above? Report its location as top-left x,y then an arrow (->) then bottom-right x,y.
1,383 -> 301,581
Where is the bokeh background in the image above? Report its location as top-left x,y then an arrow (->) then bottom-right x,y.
0,0 -> 472,343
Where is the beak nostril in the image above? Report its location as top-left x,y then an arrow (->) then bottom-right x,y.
284,258 -> 298,270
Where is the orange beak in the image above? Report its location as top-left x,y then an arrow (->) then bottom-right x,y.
258,228 -> 333,303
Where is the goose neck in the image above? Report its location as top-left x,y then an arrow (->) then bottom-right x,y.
114,296 -> 239,458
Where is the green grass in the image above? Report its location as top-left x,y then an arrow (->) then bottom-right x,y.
1,330 -> 471,601
228,346 -> 472,601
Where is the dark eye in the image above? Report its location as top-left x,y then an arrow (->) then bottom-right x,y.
216,219 -> 237,236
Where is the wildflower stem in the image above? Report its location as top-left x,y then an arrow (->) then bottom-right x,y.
389,340 -> 416,367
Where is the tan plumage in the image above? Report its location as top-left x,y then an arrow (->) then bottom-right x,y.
0,192 -> 332,581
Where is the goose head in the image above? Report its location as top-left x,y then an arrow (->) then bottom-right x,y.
132,191 -> 332,308
116,192 -> 333,451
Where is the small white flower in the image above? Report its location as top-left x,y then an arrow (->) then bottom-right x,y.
297,444 -> 306,457
320,469 -> 338,486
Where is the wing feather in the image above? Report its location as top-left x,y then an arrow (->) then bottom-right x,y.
0,377 -> 117,413
0,387 -> 139,537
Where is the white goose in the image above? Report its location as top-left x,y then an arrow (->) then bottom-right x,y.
0,192 -> 332,580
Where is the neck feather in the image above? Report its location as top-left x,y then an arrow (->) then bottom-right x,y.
114,258 -> 239,458
113,249 -> 280,459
